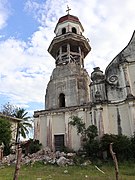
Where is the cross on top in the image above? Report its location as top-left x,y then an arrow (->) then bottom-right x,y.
66,5 -> 71,14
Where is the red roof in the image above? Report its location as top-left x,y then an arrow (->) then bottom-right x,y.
58,14 -> 80,24
54,14 -> 84,33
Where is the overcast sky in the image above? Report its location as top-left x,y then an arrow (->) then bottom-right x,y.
0,0 -> 135,115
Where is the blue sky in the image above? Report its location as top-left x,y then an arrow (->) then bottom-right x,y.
0,1 -> 37,40
0,0 -> 135,117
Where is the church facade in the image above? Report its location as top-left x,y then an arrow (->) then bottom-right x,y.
34,13 -> 135,151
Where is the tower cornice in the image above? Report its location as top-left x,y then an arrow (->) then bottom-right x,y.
48,32 -> 91,59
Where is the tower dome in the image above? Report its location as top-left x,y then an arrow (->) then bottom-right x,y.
91,67 -> 105,83
54,14 -> 84,35
48,12 -> 91,67
58,14 -> 80,23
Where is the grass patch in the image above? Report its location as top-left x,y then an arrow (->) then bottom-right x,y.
0,161 -> 135,180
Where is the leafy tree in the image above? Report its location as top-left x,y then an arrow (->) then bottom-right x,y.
0,118 -> 12,155
83,125 -> 99,159
0,102 -> 16,116
69,116 -> 98,140
1,102 -> 33,143
12,108 -> 33,143
69,116 -> 85,135
69,116 -> 134,161
85,125 -> 98,140
69,116 -> 99,159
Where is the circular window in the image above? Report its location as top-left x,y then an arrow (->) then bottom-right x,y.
108,75 -> 118,84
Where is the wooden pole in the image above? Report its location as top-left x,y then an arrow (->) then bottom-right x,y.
110,143 -> 119,180
0,143 -> 4,162
13,144 -> 22,180
0,148 -> 2,161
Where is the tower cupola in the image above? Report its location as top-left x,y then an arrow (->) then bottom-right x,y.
54,14 -> 84,36
48,10 -> 91,67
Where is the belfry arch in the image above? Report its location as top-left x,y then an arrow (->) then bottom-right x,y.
59,93 -> 65,107
72,27 -> 77,34
62,27 -> 66,34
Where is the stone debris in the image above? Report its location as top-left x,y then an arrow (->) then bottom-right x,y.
81,160 -> 91,166
2,154 -> 16,165
63,170 -> 68,174
0,147 -> 75,167
56,156 -> 68,166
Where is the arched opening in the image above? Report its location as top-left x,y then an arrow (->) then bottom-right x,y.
59,93 -> 65,107
70,44 -> 79,53
62,45 -> 67,53
62,28 -> 66,34
72,27 -> 77,34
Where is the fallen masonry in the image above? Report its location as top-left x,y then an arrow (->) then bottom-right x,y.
0,147 -> 87,167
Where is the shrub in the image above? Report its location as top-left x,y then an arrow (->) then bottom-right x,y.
130,132 -> 135,159
22,139 -> 42,155
100,134 -> 117,158
101,134 -> 132,161
69,116 -> 99,159
0,118 -> 12,155
84,139 -> 100,159
114,135 -> 132,160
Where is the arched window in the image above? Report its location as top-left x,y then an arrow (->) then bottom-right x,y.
59,93 -> 65,107
72,27 -> 77,34
62,28 -> 66,34
62,45 -> 67,53
70,45 -> 79,53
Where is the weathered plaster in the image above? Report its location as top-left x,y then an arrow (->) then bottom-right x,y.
34,14 -> 135,151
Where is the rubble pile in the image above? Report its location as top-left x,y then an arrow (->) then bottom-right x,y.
0,147 -> 76,167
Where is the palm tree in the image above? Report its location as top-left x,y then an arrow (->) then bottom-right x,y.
13,108 -> 33,143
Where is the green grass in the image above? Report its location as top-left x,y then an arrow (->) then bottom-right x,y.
0,161 -> 135,180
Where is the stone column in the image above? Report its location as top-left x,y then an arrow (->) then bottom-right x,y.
59,46 -> 62,65
78,46 -> 82,66
128,101 -> 135,135
47,117 -> 53,150
122,63 -> 132,96
67,43 -> 70,62
97,105 -> 104,138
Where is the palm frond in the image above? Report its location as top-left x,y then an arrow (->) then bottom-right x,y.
13,108 -> 32,140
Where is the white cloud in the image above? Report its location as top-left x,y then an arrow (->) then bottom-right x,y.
0,0 -> 135,110
24,0 -> 67,27
0,0 -> 10,29
0,37 -> 54,106
68,0 -> 135,71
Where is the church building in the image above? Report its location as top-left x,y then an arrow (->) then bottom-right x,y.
34,11 -> 135,151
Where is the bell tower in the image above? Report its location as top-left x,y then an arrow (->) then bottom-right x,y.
45,10 -> 91,110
